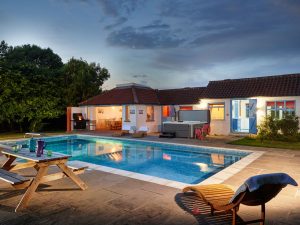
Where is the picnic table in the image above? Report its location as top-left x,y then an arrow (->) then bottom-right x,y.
0,148 -> 87,212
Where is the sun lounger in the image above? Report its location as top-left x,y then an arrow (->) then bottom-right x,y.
132,126 -> 148,138
183,173 -> 298,225
112,125 -> 131,137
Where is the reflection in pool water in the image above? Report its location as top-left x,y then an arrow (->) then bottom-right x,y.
28,137 -> 245,184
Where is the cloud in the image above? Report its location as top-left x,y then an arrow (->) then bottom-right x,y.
104,17 -> 128,30
132,74 -> 149,85
272,0 -> 300,15
132,74 -> 148,78
101,0 -> 300,88
96,0 -> 142,17
106,26 -> 185,49
16,0 -> 300,89
139,20 -> 170,31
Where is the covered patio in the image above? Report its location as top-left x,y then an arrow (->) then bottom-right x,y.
94,106 -> 122,130
67,83 -> 163,133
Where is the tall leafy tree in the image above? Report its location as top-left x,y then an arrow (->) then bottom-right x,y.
0,43 -> 65,131
63,58 -> 110,106
0,40 -> 11,58
0,41 -> 111,132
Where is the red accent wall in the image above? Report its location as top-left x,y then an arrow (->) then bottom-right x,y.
162,106 -> 170,117
179,106 -> 193,111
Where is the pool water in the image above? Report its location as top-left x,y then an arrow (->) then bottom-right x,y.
8,135 -> 248,184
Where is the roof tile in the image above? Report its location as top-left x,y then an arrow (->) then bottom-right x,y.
202,73 -> 300,98
80,73 -> 300,105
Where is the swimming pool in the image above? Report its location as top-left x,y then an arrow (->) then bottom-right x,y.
2,135 -> 251,184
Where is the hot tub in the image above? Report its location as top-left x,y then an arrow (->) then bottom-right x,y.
162,121 -> 207,138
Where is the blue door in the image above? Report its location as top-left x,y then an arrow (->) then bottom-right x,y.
249,99 -> 257,134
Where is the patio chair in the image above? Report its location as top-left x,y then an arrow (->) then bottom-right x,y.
132,126 -> 148,138
195,124 -> 210,140
182,173 -> 298,225
112,124 -> 131,137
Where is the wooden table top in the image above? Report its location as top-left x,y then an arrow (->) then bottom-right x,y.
1,148 -> 71,162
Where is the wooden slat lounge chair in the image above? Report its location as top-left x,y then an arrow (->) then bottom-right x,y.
112,124 -> 131,137
132,126 -> 148,138
183,173 -> 298,225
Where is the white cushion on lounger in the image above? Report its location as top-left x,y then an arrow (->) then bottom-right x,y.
122,124 -> 131,131
138,126 -> 148,132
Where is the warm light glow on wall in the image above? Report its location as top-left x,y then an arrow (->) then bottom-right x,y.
162,106 -> 170,117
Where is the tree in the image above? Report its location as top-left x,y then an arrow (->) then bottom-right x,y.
0,40 -> 11,59
0,43 -> 65,131
63,58 -> 110,106
0,41 -> 111,132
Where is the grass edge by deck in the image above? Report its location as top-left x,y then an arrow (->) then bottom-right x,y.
228,137 -> 300,150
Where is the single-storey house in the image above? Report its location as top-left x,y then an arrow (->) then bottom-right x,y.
67,73 -> 300,135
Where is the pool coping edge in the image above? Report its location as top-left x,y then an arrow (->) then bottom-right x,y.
0,134 -> 265,189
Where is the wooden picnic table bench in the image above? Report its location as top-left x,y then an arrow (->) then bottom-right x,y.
0,168 -> 30,185
0,148 -> 88,212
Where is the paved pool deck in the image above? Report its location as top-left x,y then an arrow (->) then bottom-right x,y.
0,132 -> 299,225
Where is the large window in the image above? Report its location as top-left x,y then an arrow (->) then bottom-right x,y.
266,100 -> 295,119
209,103 -> 225,120
146,106 -> 155,121
125,106 -> 130,122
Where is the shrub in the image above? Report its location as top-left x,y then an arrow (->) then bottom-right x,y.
278,113 -> 299,137
257,116 -> 279,142
258,114 -> 300,142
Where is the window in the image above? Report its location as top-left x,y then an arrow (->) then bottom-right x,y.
146,106 -> 154,121
162,106 -> 170,117
125,106 -> 130,122
209,103 -> 225,120
266,100 -> 295,119
179,106 -> 193,111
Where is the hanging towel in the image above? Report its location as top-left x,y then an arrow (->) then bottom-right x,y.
229,173 -> 298,203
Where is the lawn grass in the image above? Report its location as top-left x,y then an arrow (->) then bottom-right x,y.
0,131 -> 66,140
228,137 -> 300,150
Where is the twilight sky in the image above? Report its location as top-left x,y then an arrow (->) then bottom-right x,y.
1,0 -> 300,89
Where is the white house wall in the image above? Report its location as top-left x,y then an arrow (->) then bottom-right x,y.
122,105 -> 161,133
195,99 -> 231,135
72,96 -> 300,135
195,96 -> 300,135
136,105 -> 161,133
122,105 -> 137,130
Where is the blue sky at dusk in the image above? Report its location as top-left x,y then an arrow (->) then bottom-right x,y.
1,0 -> 300,89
